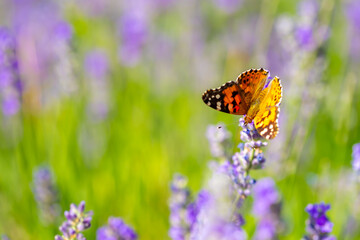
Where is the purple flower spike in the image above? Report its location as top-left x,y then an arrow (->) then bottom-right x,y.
96,217 -> 137,240
213,0 -> 243,14
252,178 -> 282,240
168,174 -> 192,240
118,11 -> 148,66
352,143 -> 360,171
84,51 -> 109,80
0,27 -> 21,116
55,201 -> 93,240
1,235 -> 10,240
303,202 -> 336,240
346,0 -> 360,61
218,119 -> 268,199
206,123 -> 231,158
84,49 -> 110,121
32,166 -> 60,224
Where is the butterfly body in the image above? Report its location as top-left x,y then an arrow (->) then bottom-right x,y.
202,68 -> 282,139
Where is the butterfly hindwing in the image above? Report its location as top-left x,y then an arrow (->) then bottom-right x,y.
254,106 -> 280,140
254,77 -> 282,139
202,81 -> 248,115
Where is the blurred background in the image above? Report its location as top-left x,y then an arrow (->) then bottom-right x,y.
0,0 -> 360,239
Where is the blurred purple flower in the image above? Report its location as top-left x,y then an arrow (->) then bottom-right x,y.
189,168 -> 246,240
213,0 -> 243,14
186,189 -> 212,233
252,178 -> 282,240
84,50 -> 110,120
152,0 -> 176,9
252,178 -> 279,217
9,0 -> 76,111
345,0 -> 360,61
195,221 -> 246,240
297,0 -> 319,20
295,26 -> 314,50
346,0 -> 360,27
2,94 -> 20,116
118,11 -> 148,66
253,220 -> 277,240
303,203 -> 336,240
1,235 -> 10,240
352,143 -> 360,171
32,166 -> 60,224
12,1 -> 73,73
169,174 -> 192,240
97,217 -> 137,240
53,21 -> 73,42
84,51 -> 109,80
294,0 -> 328,52
0,27 -> 21,116
55,201 -> 93,240
206,123 -> 231,158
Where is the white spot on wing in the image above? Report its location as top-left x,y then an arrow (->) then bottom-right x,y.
260,128 -> 268,135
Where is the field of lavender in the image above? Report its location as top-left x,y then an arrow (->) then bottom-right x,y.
1,0 -> 360,239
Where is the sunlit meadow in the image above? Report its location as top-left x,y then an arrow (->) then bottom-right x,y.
0,0 -> 360,239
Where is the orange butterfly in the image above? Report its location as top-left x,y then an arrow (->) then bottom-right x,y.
202,68 -> 282,139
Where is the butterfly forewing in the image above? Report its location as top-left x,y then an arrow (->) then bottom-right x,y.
236,68 -> 269,105
202,81 -> 248,115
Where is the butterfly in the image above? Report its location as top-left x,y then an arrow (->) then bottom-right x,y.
202,68 -> 282,140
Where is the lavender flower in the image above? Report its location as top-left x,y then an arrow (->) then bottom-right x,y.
0,27 -> 21,116
10,1 -> 76,111
55,201 -> 93,240
152,0 -> 176,9
345,0 -> 360,61
1,235 -> 10,240
84,51 -> 109,80
97,217 -> 137,240
169,174 -> 192,240
223,119 -> 267,199
206,123 -> 231,159
189,166 -> 246,240
302,203 -> 336,240
295,0 -> 329,52
352,143 -> 360,172
252,178 -> 279,217
118,11 -> 148,66
32,166 -> 60,224
84,50 -> 110,120
213,0 -> 243,14
252,178 -> 282,240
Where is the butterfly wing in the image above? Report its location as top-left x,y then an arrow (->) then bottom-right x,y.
236,68 -> 269,105
254,77 -> 282,139
202,68 -> 269,115
202,81 -> 248,114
